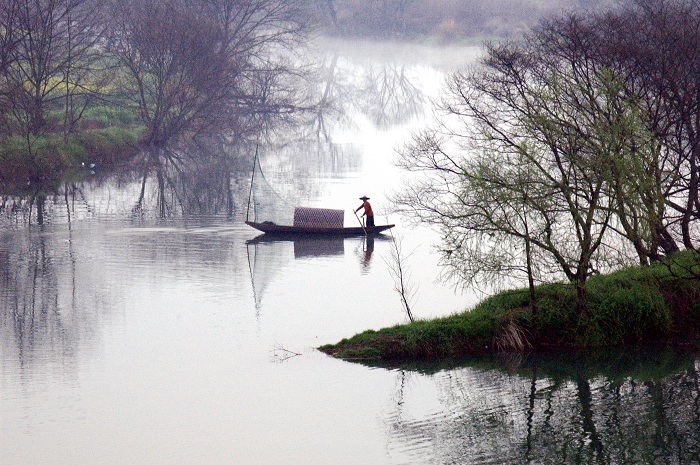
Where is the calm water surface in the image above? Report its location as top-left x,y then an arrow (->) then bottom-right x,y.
2,40 -> 700,465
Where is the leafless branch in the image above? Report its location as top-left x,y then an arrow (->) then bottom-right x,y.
271,342 -> 302,362
383,231 -> 417,323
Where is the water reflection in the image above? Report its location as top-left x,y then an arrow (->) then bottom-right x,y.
375,347 -> 700,464
0,224 -> 97,371
300,47 -> 427,139
359,63 -> 425,128
245,235 -> 338,266
302,53 -> 351,143
247,234 -> 345,259
129,139 -> 244,218
245,234 -> 386,311
357,235 -> 375,273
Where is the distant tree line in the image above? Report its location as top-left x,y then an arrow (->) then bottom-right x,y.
309,0 -> 619,41
0,0 -> 309,186
393,0 -> 700,316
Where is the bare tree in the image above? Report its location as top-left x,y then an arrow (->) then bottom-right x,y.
105,0 -> 309,219
108,0 -> 232,151
614,0 -> 700,255
0,3 -> 19,74
58,0 -> 110,140
383,232 -> 417,323
0,0 -> 21,137
2,0 -> 107,139
108,0 -> 309,155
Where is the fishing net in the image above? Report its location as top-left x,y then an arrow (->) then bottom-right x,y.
246,152 -> 346,228
246,152 -> 295,226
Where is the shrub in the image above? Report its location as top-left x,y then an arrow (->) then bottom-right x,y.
70,127 -> 142,166
588,277 -> 671,345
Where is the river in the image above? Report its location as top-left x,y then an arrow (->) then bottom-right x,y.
1,38 -> 700,465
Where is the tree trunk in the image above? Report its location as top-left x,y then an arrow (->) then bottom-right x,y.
657,225 -> 680,257
682,141 -> 700,250
525,228 -> 537,318
576,275 -> 588,319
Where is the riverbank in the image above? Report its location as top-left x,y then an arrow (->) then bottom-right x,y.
319,251 -> 700,360
0,126 -> 143,191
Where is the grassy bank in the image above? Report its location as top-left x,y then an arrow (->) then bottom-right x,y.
319,251 -> 700,361
0,126 -> 143,189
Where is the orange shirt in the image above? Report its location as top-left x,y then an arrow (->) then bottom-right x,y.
360,200 -> 373,216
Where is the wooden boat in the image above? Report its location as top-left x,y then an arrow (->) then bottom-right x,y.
245,148 -> 395,237
245,220 -> 394,236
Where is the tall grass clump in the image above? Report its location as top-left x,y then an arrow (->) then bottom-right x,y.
586,269 -> 671,346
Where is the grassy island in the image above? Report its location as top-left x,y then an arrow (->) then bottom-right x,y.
318,252 -> 700,361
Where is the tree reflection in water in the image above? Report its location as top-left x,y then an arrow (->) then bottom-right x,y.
379,348 -> 700,464
246,234 -> 387,312
359,63 -> 424,128
246,234 -> 346,312
127,138 -> 247,218
0,218 -> 99,371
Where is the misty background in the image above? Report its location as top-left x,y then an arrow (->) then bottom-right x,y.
307,0 -> 621,41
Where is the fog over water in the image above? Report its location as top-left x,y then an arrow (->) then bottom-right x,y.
2,36 -> 700,465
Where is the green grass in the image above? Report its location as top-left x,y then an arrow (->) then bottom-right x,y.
80,105 -> 140,128
68,126 -> 144,166
0,126 -> 143,190
319,252 -> 700,361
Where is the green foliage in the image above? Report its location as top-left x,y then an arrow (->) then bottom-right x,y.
80,106 -> 139,128
69,127 -> 143,166
0,135 -> 71,184
474,289 -> 531,313
319,313 -> 497,360
0,127 -> 143,189
661,250 -> 700,278
320,253 -> 700,361
587,273 -> 671,346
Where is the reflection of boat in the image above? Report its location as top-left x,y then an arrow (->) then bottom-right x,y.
245,232 -> 348,311
245,148 -> 395,237
245,233 -> 388,310
247,233 -> 345,258
245,221 -> 394,236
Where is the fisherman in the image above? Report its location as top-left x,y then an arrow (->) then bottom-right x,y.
354,195 -> 374,228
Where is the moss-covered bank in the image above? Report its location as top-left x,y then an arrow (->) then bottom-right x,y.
319,251 -> 700,361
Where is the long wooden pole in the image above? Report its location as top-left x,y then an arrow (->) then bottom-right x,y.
354,210 -> 367,236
